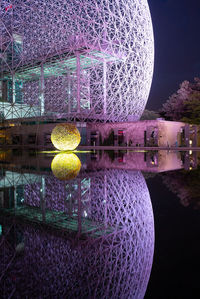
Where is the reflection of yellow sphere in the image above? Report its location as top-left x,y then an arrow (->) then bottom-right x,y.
51,153 -> 81,180
51,123 -> 81,151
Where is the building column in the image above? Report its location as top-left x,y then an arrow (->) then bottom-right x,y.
114,128 -> 118,146
103,59 -> 107,116
14,187 -> 17,209
40,176 -> 46,222
77,179 -> 82,237
2,80 -> 8,102
191,125 -> 197,147
40,63 -> 45,115
86,126 -> 91,145
12,73 -> 16,103
67,71 -> 71,113
76,53 -> 81,113
103,174 -> 108,228
184,124 -> 190,147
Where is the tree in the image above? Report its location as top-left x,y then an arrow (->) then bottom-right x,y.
161,166 -> 200,209
159,78 -> 200,124
140,109 -> 159,120
180,92 -> 200,124
159,80 -> 192,121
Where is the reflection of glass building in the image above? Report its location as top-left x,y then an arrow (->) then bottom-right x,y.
0,166 -> 154,298
0,0 -> 154,124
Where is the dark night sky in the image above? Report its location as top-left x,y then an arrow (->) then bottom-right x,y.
147,0 -> 200,111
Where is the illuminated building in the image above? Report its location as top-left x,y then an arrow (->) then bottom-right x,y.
0,165 -> 154,298
0,0 -> 154,125
87,120 -> 200,148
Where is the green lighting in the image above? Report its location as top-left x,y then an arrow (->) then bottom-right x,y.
1,50 -> 120,82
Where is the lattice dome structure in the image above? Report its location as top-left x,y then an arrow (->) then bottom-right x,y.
0,168 -> 154,298
0,0 -> 154,123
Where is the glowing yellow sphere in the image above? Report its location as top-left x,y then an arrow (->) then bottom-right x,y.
51,123 -> 81,151
51,153 -> 81,180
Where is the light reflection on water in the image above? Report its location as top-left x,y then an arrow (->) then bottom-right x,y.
0,149 -> 199,298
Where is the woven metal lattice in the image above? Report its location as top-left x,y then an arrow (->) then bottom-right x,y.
0,169 -> 154,298
0,0 -> 154,122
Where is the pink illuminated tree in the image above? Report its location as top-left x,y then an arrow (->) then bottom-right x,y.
160,78 -> 200,124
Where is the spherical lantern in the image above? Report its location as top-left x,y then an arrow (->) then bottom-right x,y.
51,153 -> 81,180
22,170 -> 154,298
51,123 -> 81,151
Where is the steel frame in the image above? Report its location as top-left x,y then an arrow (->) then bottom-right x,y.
0,0 -> 154,123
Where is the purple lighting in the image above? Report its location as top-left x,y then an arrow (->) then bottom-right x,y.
0,169 -> 155,298
0,168 -> 155,298
0,0 -> 154,122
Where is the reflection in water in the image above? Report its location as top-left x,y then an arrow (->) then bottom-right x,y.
161,166 -> 200,209
88,150 -> 198,172
0,164 -> 154,298
0,148 -> 198,175
51,153 -> 81,180
51,123 -> 81,151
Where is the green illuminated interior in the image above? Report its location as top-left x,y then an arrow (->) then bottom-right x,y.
0,206 -> 115,238
1,50 -> 119,82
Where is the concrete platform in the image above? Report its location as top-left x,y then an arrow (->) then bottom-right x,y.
1,144 -> 200,151
77,146 -> 200,151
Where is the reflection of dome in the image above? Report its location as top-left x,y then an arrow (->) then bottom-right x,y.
51,124 -> 81,151
51,153 -> 81,180
21,169 -> 154,298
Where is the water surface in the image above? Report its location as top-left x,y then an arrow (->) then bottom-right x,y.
0,149 -> 199,298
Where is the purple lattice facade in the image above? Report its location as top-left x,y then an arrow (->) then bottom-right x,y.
0,0 -> 154,122
0,169 -> 154,298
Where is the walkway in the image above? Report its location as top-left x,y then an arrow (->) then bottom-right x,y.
77,146 -> 200,151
